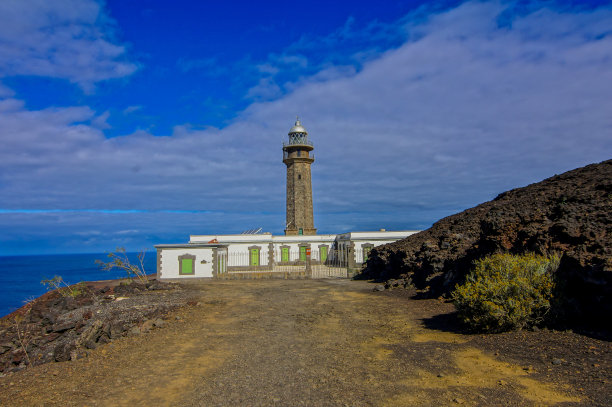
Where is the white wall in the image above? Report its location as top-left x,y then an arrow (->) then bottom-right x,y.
353,239 -> 398,250
351,240 -> 395,264
190,234 -> 272,244
223,240 -> 336,265
270,241 -> 331,262
192,234 -> 338,265
168,231 -> 419,269
159,247 -> 215,279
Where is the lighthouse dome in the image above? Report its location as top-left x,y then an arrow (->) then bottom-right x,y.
289,118 -> 308,135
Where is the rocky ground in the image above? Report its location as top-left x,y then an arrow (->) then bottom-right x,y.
0,279 -> 609,406
0,278 -> 200,373
361,159 -> 611,328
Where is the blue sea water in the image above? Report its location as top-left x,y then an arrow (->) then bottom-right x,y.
0,252 -> 157,318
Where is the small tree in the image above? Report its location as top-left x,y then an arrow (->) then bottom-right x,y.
41,276 -> 87,298
10,299 -> 36,368
452,253 -> 560,333
96,247 -> 149,284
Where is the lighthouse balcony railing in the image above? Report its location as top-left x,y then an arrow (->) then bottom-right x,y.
283,150 -> 314,160
283,138 -> 313,148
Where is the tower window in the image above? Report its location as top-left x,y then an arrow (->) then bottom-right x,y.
298,150 -> 302,157
298,174 -> 301,180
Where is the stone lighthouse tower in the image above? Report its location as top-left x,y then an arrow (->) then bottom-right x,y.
283,118 -> 316,236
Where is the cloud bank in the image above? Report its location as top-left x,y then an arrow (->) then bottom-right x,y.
1,1 -> 611,253
0,0 -> 137,90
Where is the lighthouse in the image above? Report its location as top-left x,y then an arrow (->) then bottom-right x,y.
283,118 -> 316,236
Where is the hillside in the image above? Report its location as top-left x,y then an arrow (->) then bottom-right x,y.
360,159 -> 611,327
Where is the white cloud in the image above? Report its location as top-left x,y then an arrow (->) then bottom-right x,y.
122,105 -> 142,114
92,110 -> 111,129
245,77 -> 283,101
1,1 -> 611,253
241,11 -> 410,103
256,63 -> 280,75
0,0 -> 137,90
0,97 -> 24,112
0,81 -> 14,97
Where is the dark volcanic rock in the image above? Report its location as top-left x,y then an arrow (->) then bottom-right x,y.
54,341 -> 77,362
360,160 -> 611,327
0,279 -> 189,373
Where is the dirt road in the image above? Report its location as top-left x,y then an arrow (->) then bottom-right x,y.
0,279 -> 602,406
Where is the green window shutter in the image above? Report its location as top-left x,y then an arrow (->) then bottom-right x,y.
320,246 -> 328,262
181,258 -> 194,275
250,249 -> 259,266
363,247 -> 371,262
298,228 -> 303,235
300,246 -> 307,262
281,247 -> 289,262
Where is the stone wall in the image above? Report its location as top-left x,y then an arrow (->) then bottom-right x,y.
285,158 -> 316,236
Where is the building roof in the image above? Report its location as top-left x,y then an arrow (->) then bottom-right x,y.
188,230 -> 418,244
154,243 -> 228,249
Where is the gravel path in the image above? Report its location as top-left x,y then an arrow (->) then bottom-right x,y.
0,279 -> 603,406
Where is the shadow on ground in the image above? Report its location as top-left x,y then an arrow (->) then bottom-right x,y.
420,310 -> 472,335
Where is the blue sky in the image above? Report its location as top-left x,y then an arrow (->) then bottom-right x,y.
0,0 -> 611,255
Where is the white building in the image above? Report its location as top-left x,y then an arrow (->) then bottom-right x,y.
155,230 -> 418,280
155,119 -> 420,280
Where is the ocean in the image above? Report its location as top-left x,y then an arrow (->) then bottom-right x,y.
0,252 -> 157,318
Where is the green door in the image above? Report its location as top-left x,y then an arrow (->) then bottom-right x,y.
299,246 -> 307,262
218,255 -> 225,274
181,258 -> 194,275
281,247 -> 289,262
320,246 -> 328,262
363,247 -> 371,262
250,249 -> 259,266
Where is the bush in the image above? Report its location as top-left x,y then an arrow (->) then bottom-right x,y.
452,253 -> 560,332
95,247 -> 148,284
41,276 -> 88,298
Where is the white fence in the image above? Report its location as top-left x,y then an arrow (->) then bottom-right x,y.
219,249 -> 361,279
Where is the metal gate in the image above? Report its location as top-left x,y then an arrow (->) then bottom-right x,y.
310,247 -> 350,278
220,248 -> 351,279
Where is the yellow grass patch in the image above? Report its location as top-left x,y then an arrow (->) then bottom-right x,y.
388,347 -> 580,406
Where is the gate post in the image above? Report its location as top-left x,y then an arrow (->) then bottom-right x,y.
268,243 -> 275,270
348,242 -> 356,270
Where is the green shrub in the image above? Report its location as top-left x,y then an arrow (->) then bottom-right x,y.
452,253 -> 560,333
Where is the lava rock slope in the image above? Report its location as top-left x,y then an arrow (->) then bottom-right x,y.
360,159 -> 611,327
0,280 -> 192,374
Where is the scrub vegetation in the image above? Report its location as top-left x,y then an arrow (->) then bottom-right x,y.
452,253 -> 560,333
95,247 -> 148,284
41,276 -> 88,298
